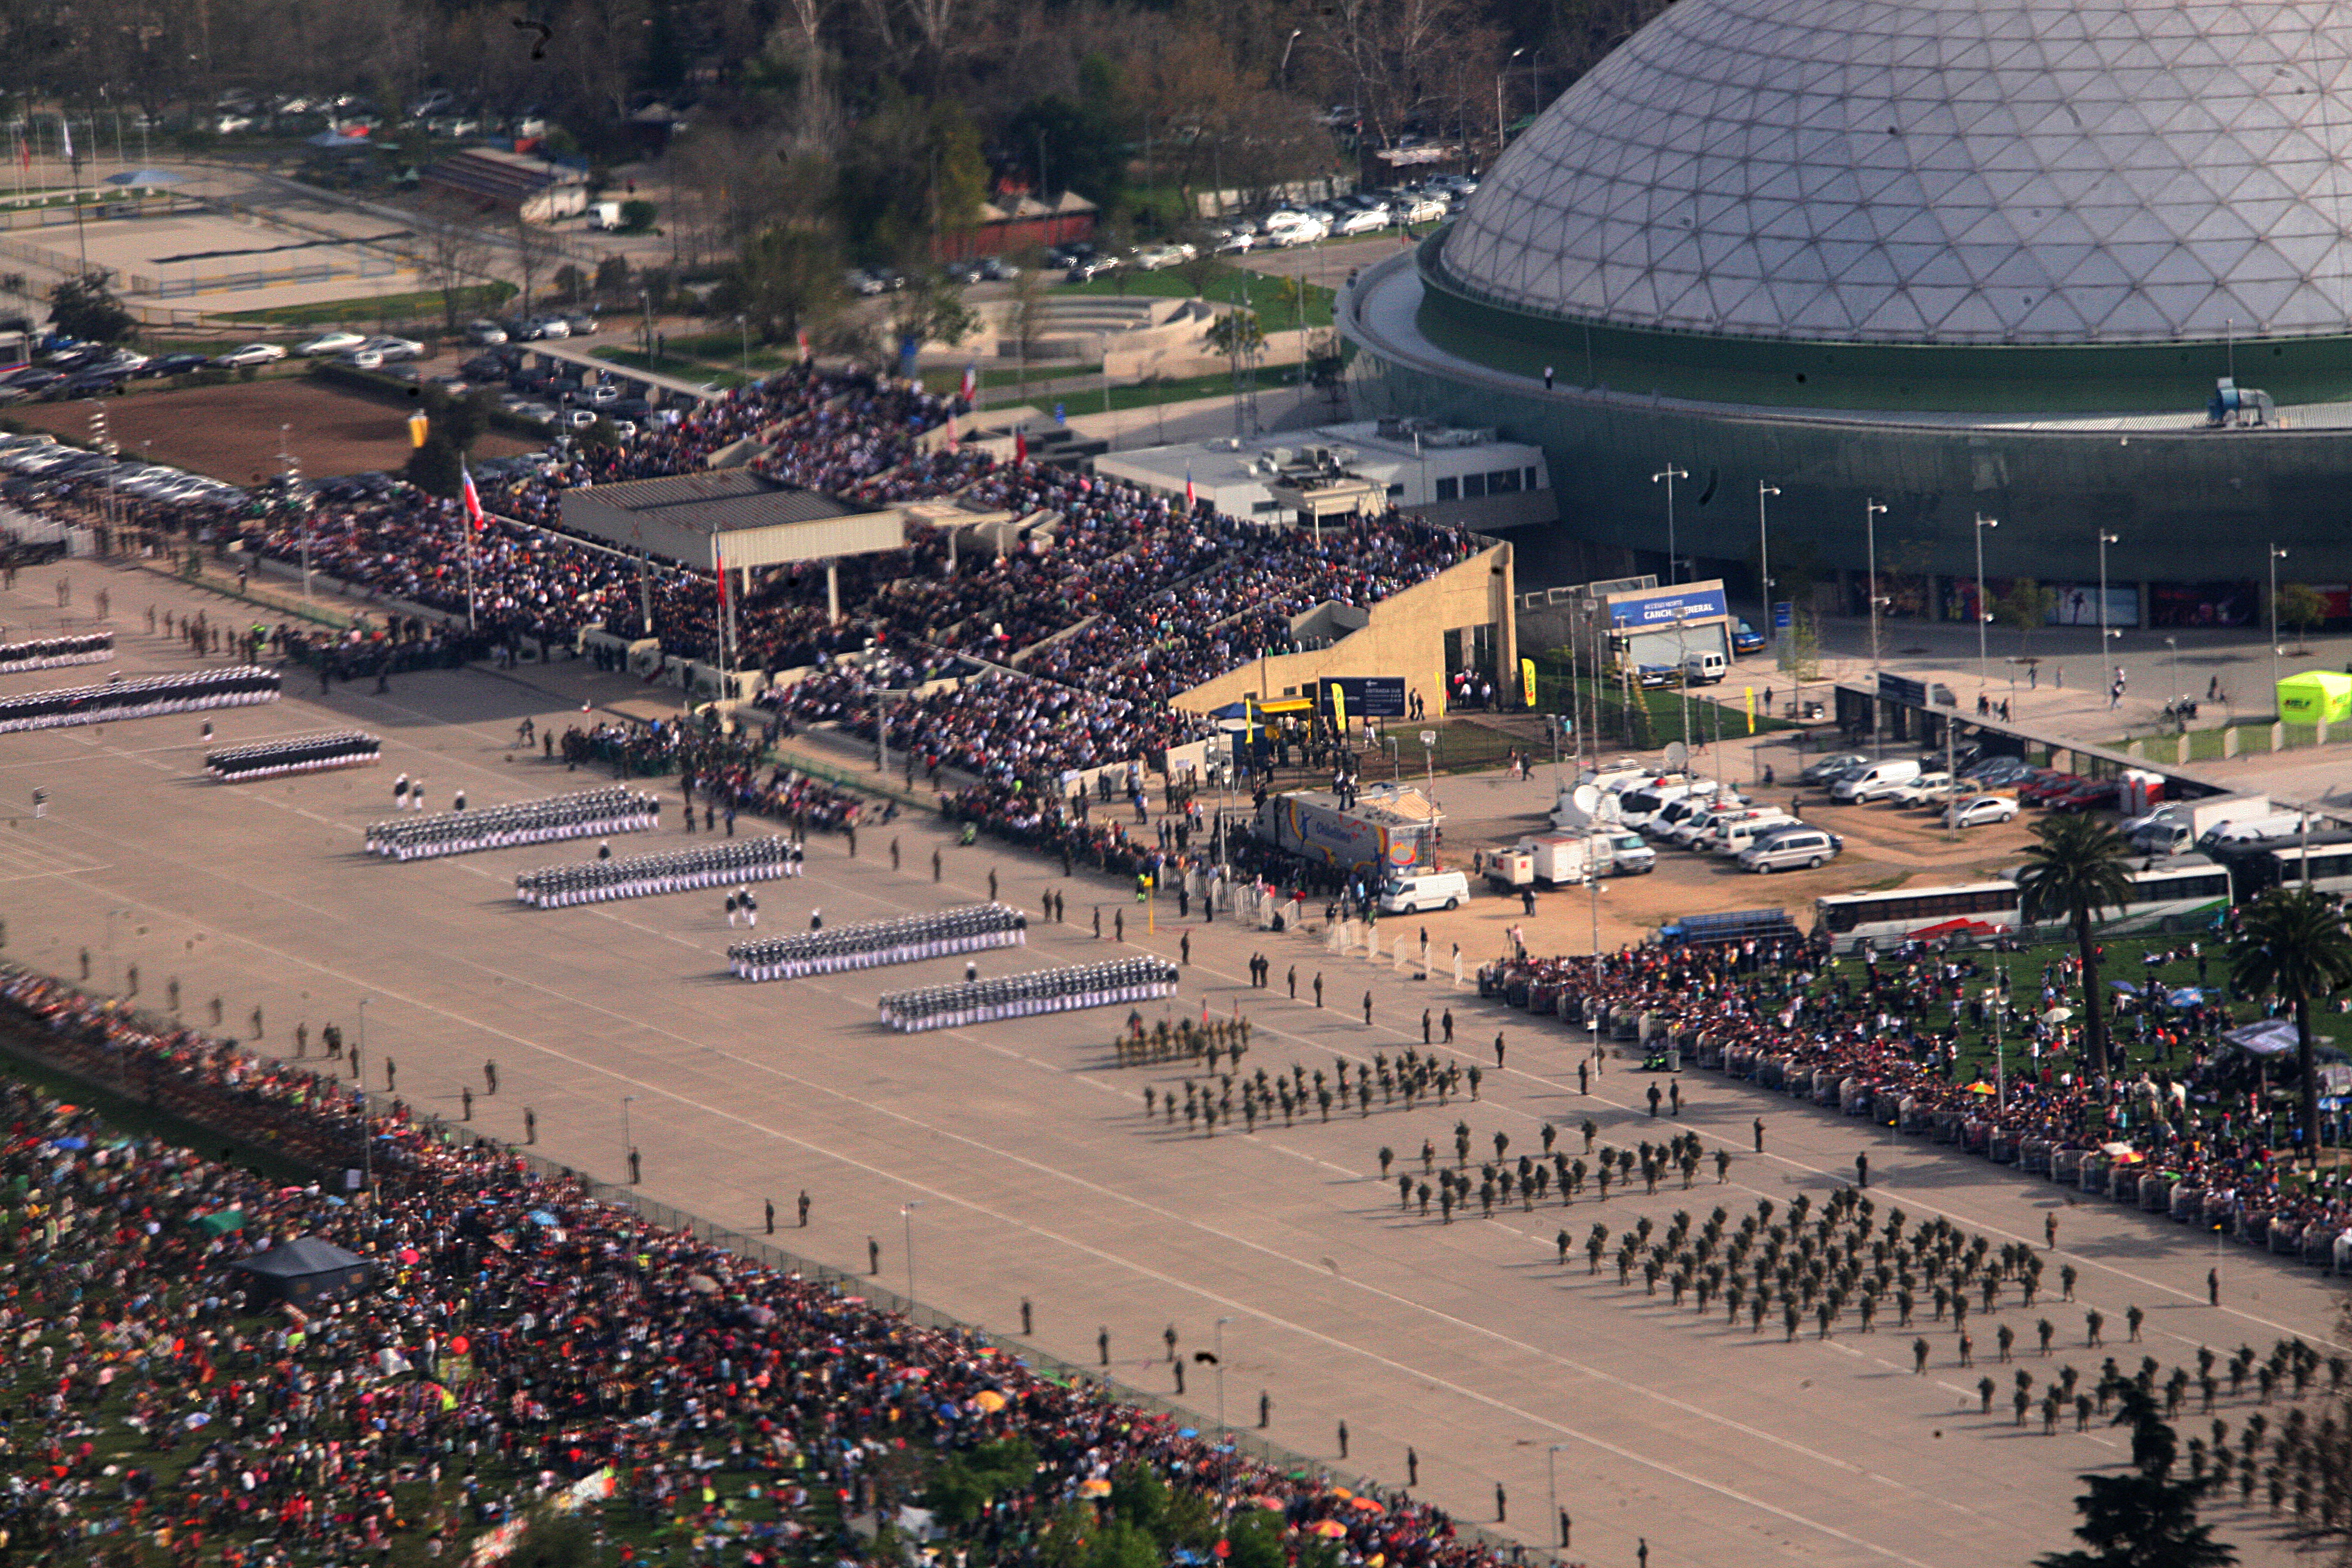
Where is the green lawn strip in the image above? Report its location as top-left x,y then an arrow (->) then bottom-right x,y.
215,283 -> 516,327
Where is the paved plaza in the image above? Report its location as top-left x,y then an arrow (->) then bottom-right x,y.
1,557 -> 2345,1568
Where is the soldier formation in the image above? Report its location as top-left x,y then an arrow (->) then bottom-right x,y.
0,629 -> 113,674
879,955 -> 1176,1032
519,835 -> 795,908
0,666 -> 278,733
365,786 -> 660,860
205,730 -> 382,782
734,902 -> 1027,982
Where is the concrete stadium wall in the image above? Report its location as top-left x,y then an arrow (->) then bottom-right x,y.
1175,542 -> 1517,716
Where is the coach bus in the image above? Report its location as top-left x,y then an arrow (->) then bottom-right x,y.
1812,857 -> 2232,953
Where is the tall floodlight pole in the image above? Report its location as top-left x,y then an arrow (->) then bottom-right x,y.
1866,499 -> 1886,758
1652,465 -> 1688,582
1756,481 -> 1780,667
2270,543 -> 2288,715
2096,529 -> 2118,660
1974,514 -> 1999,689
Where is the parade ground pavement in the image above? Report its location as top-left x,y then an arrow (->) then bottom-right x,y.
2,558 -> 2346,1568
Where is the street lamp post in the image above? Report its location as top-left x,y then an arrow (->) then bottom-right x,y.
1496,48 -> 1525,161
1865,498 -> 1887,755
2096,529 -> 2118,660
1973,514 -> 1999,689
1674,608 -> 1693,757
620,1094 -> 636,1180
1652,465 -> 1688,581
902,1200 -> 921,1308
1756,480 -> 1780,668
355,997 -> 372,1196
2270,543 -> 2288,715
2165,636 -> 2182,731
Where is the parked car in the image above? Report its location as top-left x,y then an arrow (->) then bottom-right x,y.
1731,618 -> 1766,655
138,351 -> 212,377
1740,827 -> 1842,873
361,335 -> 424,361
1334,202 -> 1392,235
1945,794 -> 2021,829
335,348 -> 387,370
296,330 -> 367,356
2048,779 -> 2123,815
464,320 -> 508,345
1796,751 -> 1867,786
528,316 -> 571,340
1066,254 -> 1123,283
2019,771 -> 2083,807
1210,227 -> 1258,254
1396,195 -> 1447,225
214,342 -> 287,368
1884,771 -> 1955,807
563,314 -> 600,335
1131,242 -> 1197,272
48,369 -> 129,399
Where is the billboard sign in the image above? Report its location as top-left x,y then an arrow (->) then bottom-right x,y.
1606,583 -> 1729,629
1315,676 -> 1408,719
1772,601 -> 1793,632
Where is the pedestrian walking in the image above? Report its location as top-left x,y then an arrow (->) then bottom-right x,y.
1363,991 -> 1374,1025
1021,1298 -> 1034,1334
2208,1268 -> 2220,1305
1259,1391 -> 1270,1427
1856,1150 -> 1869,1188
461,1087 -> 473,1119
1406,1448 -> 1418,1486
2046,1212 -> 2058,1249
868,1236 -> 881,1275
1097,1326 -> 1111,1366
484,1060 -> 498,1094
765,1199 -> 775,1234
798,1189 -> 811,1226
1336,1420 -> 1348,1458
1493,1033 -> 1506,1068
1494,1484 -> 1506,1523
1754,1117 -> 1765,1152
523,1107 -> 536,1143
627,1147 -> 641,1183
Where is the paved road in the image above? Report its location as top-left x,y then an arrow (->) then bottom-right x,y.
3,559 -> 2343,1568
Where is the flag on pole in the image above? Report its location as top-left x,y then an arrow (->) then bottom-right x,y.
959,363 -> 978,404
1185,467 -> 1196,509
60,119 -> 73,164
796,329 -> 811,362
1013,430 -> 1028,465
459,463 -> 485,531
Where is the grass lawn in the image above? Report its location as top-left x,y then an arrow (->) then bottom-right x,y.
216,282 -> 515,327
1062,263 -> 1338,330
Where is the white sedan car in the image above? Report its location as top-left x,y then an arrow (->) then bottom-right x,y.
1945,793 -> 2020,829
214,342 -> 286,367
296,330 -> 366,356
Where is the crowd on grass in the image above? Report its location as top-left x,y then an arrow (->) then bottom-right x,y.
0,962 -> 1508,1568
1480,927 -> 2352,1256
13,361 -> 1479,790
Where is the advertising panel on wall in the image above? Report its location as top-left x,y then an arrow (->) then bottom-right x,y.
1315,676 -> 1409,719
2043,584 -> 2141,627
2150,582 -> 2257,628
1603,582 -> 1730,629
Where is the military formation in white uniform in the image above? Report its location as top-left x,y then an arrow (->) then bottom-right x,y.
206,730 -> 382,782
0,667 -> 279,733
877,955 -> 1177,1032
516,836 -> 796,908
366,787 -> 660,860
0,630 -> 113,675
729,902 -> 1027,982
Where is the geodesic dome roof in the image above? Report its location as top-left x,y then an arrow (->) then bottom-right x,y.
1440,0 -> 2352,345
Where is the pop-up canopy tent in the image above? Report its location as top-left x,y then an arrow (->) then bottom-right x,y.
2276,670 -> 2352,725
228,1235 -> 372,1306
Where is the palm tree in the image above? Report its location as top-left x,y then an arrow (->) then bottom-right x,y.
2015,814 -> 2134,1077
2225,887 -> 2352,1167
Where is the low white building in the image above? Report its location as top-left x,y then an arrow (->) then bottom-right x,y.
1094,419 -> 1552,528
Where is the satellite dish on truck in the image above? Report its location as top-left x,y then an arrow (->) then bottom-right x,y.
1573,785 -> 1600,816
1664,741 -> 1690,769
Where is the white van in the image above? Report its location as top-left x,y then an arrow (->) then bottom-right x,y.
1832,758 -> 1922,803
1380,869 -> 1468,913
1617,779 -> 1718,830
1712,810 -> 1796,856
1682,650 -> 1728,685
1740,827 -> 1842,872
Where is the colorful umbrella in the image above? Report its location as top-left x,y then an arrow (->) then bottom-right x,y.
1308,1520 -> 1347,1537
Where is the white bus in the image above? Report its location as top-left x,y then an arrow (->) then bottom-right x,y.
1813,857 -> 2232,954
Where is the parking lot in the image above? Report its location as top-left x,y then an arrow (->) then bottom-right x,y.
2,370 -> 541,485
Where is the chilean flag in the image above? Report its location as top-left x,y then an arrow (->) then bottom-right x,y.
1185,467 -> 1195,509
459,463 -> 485,531
1014,430 -> 1028,466
959,363 -> 978,405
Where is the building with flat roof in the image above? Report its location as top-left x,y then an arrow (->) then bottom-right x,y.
1345,0 -> 2352,627
557,471 -> 902,572
1093,421 -> 1552,530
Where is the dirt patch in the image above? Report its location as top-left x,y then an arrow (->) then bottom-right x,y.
4,366 -> 539,483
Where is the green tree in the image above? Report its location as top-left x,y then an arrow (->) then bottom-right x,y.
1207,307 -> 1264,359
2277,583 -> 2329,652
2227,887 -> 2352,1168
619,200 -> 659,235
1006,89 -> 1130,206
836,93 -> 986,263
2015,815 -> 2135,1078
594,255 -> 632,299
1998,576 -> 2057,657
2037,1389 -> 2235,1568
404,432 -> 463,499
886,271 -> 978,353
722,224 -> 844,344
47,272 -> 136,344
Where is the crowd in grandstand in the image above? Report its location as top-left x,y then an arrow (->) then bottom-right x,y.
1480,929 -> 2352,1253
0,965 -> 1504,1568
8,361 -> 1477,792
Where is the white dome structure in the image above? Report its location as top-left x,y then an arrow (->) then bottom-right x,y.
1441,0 -> 2352,344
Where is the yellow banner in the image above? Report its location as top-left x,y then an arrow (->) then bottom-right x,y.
1331,681 -> 1347,733
1744,685 -> 1755,734
1520,656 -> 1537,709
